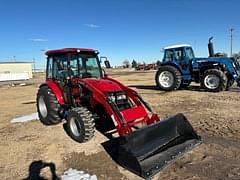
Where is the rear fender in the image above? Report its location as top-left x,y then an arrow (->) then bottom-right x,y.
199,62 -> 222,73
40,80 -> 65,105
159,62 -> 182,74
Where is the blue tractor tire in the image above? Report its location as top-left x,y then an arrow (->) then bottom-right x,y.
155,65 -> 182,91
201,69 -> 227,92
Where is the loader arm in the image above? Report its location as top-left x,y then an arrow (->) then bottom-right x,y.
77,79 -> 130,134
104,77 -> 155,112
79,77 -> 160,136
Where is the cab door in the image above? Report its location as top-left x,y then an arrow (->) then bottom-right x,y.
174,48 -> 190,75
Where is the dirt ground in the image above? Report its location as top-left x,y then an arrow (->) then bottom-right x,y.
0,70 -> 240,180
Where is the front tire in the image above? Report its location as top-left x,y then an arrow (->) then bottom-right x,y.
37,86 -> 62,125
66,107 -> 95,143
155,65 -> 181,91
201,69 -> 227,92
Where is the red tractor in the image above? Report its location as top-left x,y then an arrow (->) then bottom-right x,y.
37,48 -> 201,178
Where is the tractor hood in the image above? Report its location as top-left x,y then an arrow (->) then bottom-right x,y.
193,57 -> 240,74
192,57 -> 240,83
84,78 -> 123,92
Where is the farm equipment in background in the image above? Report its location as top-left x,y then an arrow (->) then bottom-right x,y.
155,37 -> 240,92
36,48 -> 201,178
135,63 -> 158,70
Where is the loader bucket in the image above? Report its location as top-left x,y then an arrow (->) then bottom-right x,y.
103,113 -> 201,178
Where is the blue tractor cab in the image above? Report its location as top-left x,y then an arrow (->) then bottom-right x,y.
155,38 -> 240,92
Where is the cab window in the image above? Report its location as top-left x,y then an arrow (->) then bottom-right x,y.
185,47 -> 195,59
69,53 -> 79,76
47,57 -> 53,78
174,49 -> 184,61
164,49 -> 174,61
53,55 -> 68,79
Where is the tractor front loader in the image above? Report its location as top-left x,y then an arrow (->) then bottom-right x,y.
37,48 -> 201,178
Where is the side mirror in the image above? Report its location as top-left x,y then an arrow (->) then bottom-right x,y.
100,56 -> 106,63
100,56 -> 111,68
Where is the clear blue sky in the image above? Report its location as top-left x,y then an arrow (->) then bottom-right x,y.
0,0 -> 240,68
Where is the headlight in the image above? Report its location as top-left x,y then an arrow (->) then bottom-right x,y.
107,92 -> 127,102
116,94 -> 127,100
108,94 -> 115,102
107,91 -> 132,110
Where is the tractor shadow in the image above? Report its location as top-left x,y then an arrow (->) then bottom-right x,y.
128,85 -> 170,95
129,84 -> 229,92
185,85 -> 206,92
23,160 -> 60,180
129,84 -> 204,93
128,85 -> 158,90
186,85 -> 240,92
63,123 -> 71,139
229,87 -> 240,92
101,138 -> 121,164
94,116 -> 117,139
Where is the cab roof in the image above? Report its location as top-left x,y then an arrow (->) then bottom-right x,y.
164,44 -> 192,50
45,48 -> 97,56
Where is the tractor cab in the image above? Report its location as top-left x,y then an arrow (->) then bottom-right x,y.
163,44 -> 195,63
162,44 -> 194,76
45,48 -> 103,81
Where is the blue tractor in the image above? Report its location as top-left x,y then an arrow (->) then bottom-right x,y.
155,37 -> 240,92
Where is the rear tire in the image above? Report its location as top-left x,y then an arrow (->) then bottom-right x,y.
155,65 -> 181,91
66,107 -> 95,143
37,86 -> 62,125
201,69 -> 227,92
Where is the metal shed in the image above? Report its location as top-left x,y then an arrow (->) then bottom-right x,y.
0,62 -> 33,81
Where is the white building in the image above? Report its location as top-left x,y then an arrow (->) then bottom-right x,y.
0,62 -> 33,81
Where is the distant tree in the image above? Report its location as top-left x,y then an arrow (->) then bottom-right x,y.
131,60 -> 137,68
123,60 -> 130,68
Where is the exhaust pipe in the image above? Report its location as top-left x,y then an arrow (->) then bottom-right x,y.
208,37 -> 215,57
